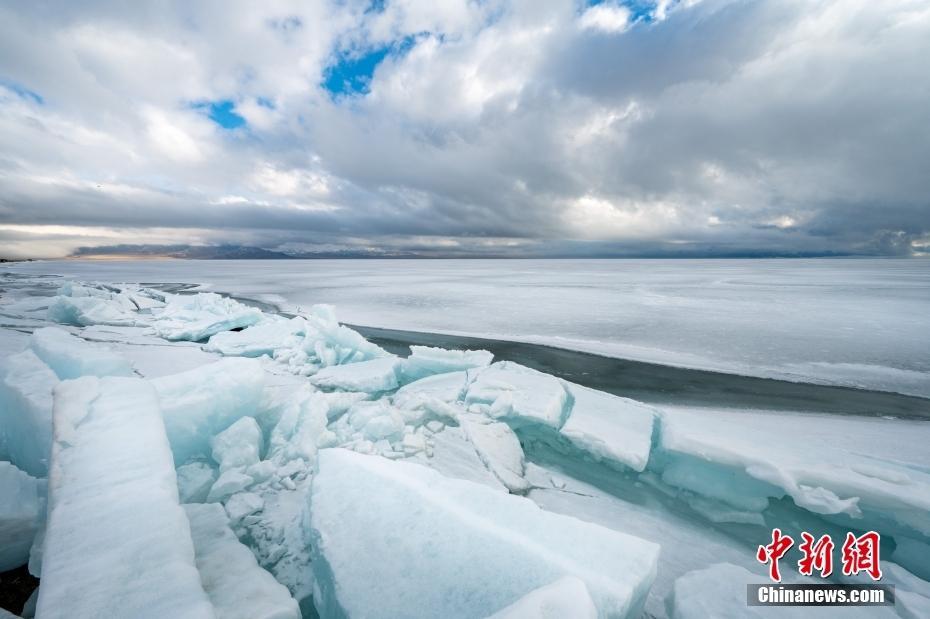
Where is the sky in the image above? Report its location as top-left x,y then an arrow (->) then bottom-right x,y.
0,0 -> 928,258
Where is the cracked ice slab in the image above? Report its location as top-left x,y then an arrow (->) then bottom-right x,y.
38,376 -> 214,619
185,503 -> 299,619
465,361 -> 569,429
309,448 -> 659,619
656,406 -> 930,539
558,383 -> 657,473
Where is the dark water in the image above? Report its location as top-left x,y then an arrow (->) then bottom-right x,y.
352,325 -> 930,420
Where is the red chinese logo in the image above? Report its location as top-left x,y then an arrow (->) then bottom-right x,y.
841,531 -> 882,580
757,529 -> 882,582
756,528 -> 794,582
798,532 -> 834,578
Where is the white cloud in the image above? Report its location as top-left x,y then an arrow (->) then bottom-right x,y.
578,3 -> 631,33
0,0 -> 927,257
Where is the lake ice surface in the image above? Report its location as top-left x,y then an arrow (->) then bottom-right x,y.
5,258 -> 929,396
1,272 -> 928,618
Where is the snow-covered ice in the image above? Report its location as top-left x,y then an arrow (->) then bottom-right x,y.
309,448 -> 659,619
9,258 -> 927,396
38,376 -> 214,619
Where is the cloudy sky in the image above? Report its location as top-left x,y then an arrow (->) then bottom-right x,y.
1,0 -> 928,258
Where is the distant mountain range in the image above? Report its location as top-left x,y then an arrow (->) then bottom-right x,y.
66,243 -> 861,260
68,244 -> 424,260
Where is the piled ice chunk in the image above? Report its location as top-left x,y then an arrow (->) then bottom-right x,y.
0,462 -> 45,571
154,358 -> 265,465
150,292 -> 264,341
185,503 -> 300,619
270,304 -> 389,374
38,377 -> 214,619
205,317 -> 306,358
309,449 -> 659,619
212,417 -> 262,472
47,294 -> 138,327
465,361 -> 569,429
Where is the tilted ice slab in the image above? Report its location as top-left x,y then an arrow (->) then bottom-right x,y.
557,383 -> 657,473
486,577 -> 597,619
0,461 -> 45,572
654,406 -> 930,540
38,377 -> 214,619
461,416 -> 531,494
310,356 -> 401,393
153,358 -> 265,465
0,349 -> 57,477
150,292 -> 264,341
30,326 -> 134,380
184,503 -> 299,619
399,345 -> 493,383
465,361 -> 569,429
309,449 -> 659,619
669,563 -> 896,619
0,328 -> 135,477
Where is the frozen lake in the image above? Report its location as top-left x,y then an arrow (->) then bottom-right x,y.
4,258 -> 929,397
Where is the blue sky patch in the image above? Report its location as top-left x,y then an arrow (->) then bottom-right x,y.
322,35 -> 418,98
1,78 -> 44,104
588,0 -> 663,23
192,99 -> 246,129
